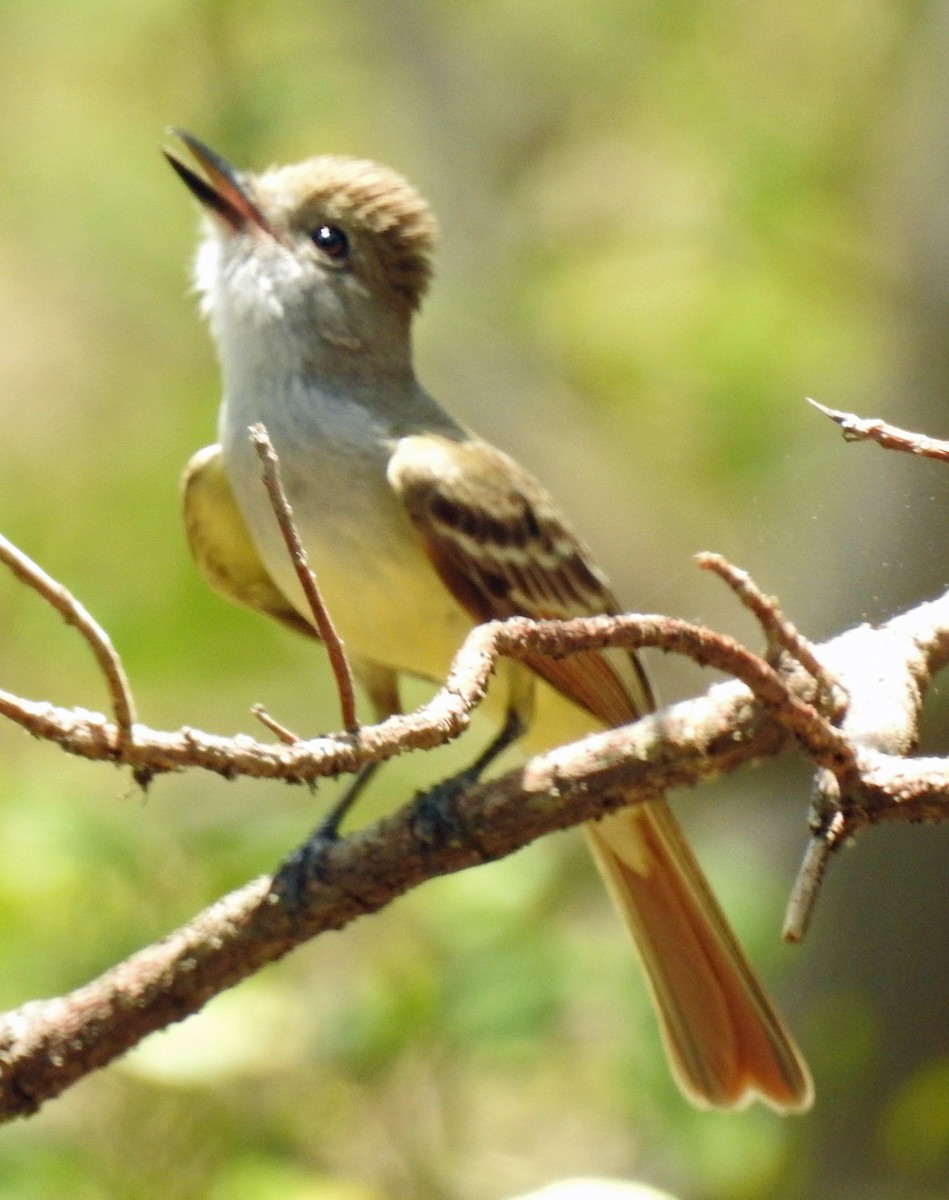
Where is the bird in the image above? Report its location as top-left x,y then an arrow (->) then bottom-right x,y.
165,129 -> 813,1112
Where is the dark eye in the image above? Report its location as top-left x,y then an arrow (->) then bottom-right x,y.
311,225 -> 349,259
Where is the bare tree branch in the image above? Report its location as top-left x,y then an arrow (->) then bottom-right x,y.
0,695 -> 777,1122
0,608 -> 858,784
2,521 -> 949,1121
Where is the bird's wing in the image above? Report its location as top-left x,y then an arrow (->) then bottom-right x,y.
393,434 -> 813,1113
181,444 -> 318,640
389,433 -> 652,725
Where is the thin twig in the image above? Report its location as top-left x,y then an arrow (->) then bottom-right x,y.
250,704 -> 300,744
809,397 -> 949,461
697,552 -> 845,716
783,811 -> 849,943
0,532 -> 136,748
0,609 -> 876,788
249,424 -> 359,732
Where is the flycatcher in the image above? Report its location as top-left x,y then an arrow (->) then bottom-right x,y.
166,131 -> 812,1112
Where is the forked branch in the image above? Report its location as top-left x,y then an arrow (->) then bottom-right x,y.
1,404 -> 948,1121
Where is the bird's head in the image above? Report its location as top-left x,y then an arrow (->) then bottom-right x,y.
165,130 -> 437,368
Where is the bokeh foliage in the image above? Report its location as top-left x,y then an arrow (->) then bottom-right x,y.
1,1 -> 948,1197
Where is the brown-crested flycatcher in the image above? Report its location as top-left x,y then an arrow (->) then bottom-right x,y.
165,131 -> 812,1113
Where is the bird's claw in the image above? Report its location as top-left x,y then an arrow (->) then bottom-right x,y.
410,771 -> 477,847
272,825 -> 340,912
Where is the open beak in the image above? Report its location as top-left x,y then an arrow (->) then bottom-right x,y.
163,129 -> 276,238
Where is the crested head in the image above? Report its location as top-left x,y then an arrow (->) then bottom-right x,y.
174,143 -> 441,379
188,150 -> 438,340
252,156 -> 438,312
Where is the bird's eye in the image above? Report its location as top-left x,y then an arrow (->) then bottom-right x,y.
311,225 -> 349,260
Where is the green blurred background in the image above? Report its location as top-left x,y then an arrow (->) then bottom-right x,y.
1,1 -> 948,1197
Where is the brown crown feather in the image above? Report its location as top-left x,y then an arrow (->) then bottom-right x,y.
256,156 -> 438,311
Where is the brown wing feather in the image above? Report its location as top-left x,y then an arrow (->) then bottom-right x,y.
391,433 -> 813,1112
389,433 -> 652,723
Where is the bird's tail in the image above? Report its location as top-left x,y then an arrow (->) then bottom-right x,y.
583,797 -> 813,1112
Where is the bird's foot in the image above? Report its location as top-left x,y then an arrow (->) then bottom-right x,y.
272,822 -> 341,912
410,767 -> 481,848
272,761 -> 382,910
411,707 -> 524,847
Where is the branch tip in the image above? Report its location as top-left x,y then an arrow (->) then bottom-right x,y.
250,704 -> 300,744
697,551 -> 845,717
0,533 -> 137,747
808,397 -> 949,461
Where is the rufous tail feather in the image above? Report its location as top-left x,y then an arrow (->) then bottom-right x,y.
584,799 -> 813,1112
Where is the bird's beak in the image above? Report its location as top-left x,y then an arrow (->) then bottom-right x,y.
163,129 -> 276,238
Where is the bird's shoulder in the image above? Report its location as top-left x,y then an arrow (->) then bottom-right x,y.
389,432 -> 653,723
388,433 -> 617,620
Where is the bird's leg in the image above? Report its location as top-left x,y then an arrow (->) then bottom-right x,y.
273,761 -> 381,908
274,708 -> 524,907
315,760 -> 382,840
411,706 -> 525,845
273,665 -> 402,905
453,704 -> 525,785
309,660 -> 401,839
